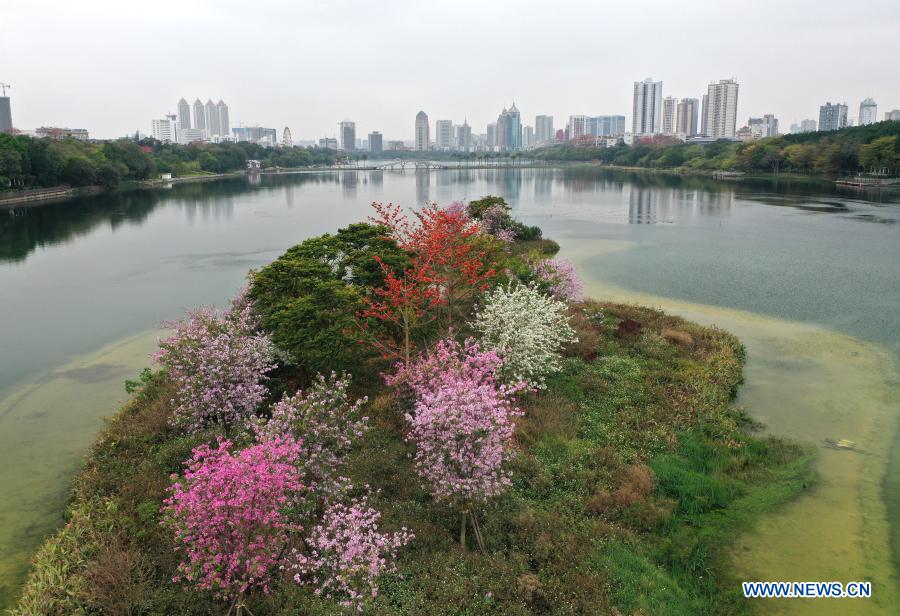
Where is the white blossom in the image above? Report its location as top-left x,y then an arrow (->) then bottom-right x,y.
473,282 -> 577,389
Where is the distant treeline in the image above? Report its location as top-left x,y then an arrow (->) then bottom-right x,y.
532,121 -> 900,176
0,135 -> 341,190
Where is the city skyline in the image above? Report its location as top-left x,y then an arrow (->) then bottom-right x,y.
2,0 -> 898,140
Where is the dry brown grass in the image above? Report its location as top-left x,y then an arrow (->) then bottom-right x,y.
516,391 -> 580,446
661,327 -> 695,348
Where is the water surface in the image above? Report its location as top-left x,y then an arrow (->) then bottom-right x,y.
2,169 -> 898,611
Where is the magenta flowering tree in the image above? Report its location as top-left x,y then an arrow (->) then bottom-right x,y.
391,337 -> 524,549
161,436 -> 305,613
154,290 -> 277,433
291,489 -> 414,612
253,372 -> 369,497
533,257 -> 584,302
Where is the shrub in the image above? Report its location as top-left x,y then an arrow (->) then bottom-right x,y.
473,283 -> 577,389
153,291 -> 276,433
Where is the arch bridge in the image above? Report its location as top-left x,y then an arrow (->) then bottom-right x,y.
375,159 -> 448,170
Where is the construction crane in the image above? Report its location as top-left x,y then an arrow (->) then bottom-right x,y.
0,83 -> 9,97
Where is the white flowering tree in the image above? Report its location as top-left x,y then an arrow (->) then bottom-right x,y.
473,283 -> 577,389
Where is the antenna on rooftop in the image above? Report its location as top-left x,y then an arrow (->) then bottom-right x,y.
0,83 -> 10,97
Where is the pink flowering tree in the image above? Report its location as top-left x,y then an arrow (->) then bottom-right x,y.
161,436 -> 305,614
291,489 -> 413,612
390,338 -> 524,550
532,257 -> 584,302
253,372 -> 369,499
154,290 -> 277,433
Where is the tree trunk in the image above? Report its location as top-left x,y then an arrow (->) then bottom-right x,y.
460,509 -> 467,549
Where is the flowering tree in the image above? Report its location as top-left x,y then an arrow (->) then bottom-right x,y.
368,202 -> 496,333
291,490 -> 413,612
154,291 -> 277,433
473,283 -> 577,389
392,337 -> 524,549
161,437 -> 305,612
532,257 -> 584,302
254,372 -> 368,497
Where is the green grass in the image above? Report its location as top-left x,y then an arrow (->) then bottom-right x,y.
13,303 -> 814,615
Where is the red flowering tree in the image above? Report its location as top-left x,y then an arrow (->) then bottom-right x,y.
359,202 -> 497,361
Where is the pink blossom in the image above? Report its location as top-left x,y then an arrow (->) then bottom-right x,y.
253,372 -> 368,497
532,258 -> 584,302
291,490 -> 413,612
391,338 -> 525,503
153,289 -> 277,433
161,436 -> 305,601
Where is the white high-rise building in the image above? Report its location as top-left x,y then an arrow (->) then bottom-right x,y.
177,98 -> 191,130
700,94 -> 709,135
523,125 -> 534,148
661,96 -> 679,135
435,120 -> 453,149
859,98 -> 878,126
151,114 -> 179,143
886,110 -> 900,122
535,115 -> 553,145
205,99 -> 220,137
486,122 -> 496,148
415,111 -> 429,151
632,78 -> 663,135
676,98 -> 699,136
704,79 -> 740,139
216,100 -> 230,136
747,114 -> 779,138
192,98 -> 206,133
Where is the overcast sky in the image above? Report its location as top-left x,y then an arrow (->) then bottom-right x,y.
2,0 -> 899,140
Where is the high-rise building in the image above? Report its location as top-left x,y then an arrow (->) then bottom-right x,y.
151,114 -> 179,143
661,97 -> 679,135
676,98 -> 699,136
192,99 -> 206,133
595,115 -> 625,136
700,94 -> 709,136
435,120 -> 453,149
535,115 -> 554,145
456,120 -> 472,151
568,115 -> 588,139
486,122 -> 496,148
177,98 -> 191,130
632,78 -> 663,135
368,131 -> 383,154
339,120 -> 356,151
859,98 -> 878,126
886,110 -> 900,122
495,103 -> 522,150
216,100 -> 230,136
800,119 -> 817,132
318,137 -> 338,149
205,99 -> 220,137
523,125 -> 534,148
282,127 -> 292,148
233,126 -> 277,146
704,79 -> 740,139
818,102 -> 848,131
747,114 -> 778,138
415,111 -> 429,151
0,96 -> 11,133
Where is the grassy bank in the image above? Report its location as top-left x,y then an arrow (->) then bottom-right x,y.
14,300 -> 813,614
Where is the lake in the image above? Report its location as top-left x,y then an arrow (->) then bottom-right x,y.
2,168 -> 899,612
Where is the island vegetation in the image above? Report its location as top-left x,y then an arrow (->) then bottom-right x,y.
14,196 -> 813,615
